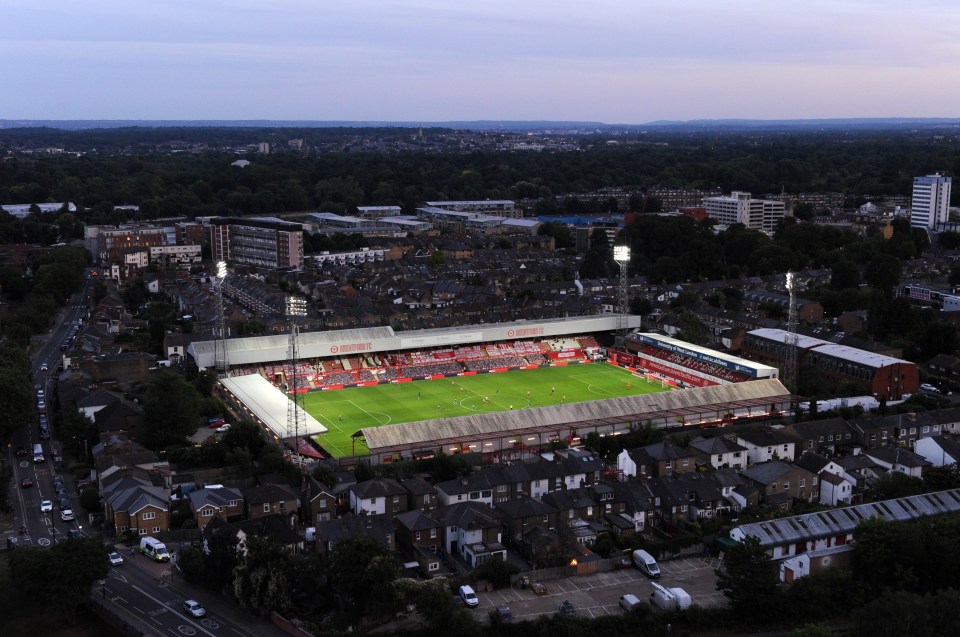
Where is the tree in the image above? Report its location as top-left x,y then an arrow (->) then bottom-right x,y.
141,371 -> 202,448
7,539 -> 109,625
676,308 -> 710,345
233,536 -> 294,616
864,253 -> 902,296
328,535 -> 401,620
715,536 -> 782,618
830,258 -> 861,290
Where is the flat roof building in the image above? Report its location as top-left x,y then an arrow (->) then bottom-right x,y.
209,217 -> 303,269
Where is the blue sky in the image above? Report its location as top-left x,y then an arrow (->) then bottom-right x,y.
3,0 -> 959,122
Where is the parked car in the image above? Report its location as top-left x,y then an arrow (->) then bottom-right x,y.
216,423 -> 231,434
458,585 -> 479,608
619,594 -> 641,612
183,599 -> 206,617
558,600 -> 577,618
495,605 -> 513,623
60,508 -> 75,522
921,383 -> 941,393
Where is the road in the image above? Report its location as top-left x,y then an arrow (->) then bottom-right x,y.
8,280 -> 92,547
98,555 -> 287,637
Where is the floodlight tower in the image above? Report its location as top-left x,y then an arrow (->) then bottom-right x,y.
286,295 -> 308,464
783,271 -> 800,395
613,245 -> 631,346
214,261 -> 229,375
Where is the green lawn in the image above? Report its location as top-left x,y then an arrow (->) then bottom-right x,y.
303,363 -> 669,458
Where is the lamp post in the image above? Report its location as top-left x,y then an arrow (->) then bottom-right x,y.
613,245 -> 631,346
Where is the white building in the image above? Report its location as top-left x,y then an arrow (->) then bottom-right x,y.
703,191 -> 786,234
910,173 -> 952,230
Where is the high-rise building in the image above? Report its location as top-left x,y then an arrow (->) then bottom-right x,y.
209,217 -> 304,269
702,191 -> 785,233
910,173 -> 952,230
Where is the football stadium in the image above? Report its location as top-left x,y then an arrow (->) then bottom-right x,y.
189,316 -> 789,466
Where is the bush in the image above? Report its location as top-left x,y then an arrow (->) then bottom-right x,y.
473,557 -> 519,589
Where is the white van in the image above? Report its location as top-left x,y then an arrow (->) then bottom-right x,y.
670,587 -> 692,611
140,536 -> 171,562
458,584 -> 479,608
619,593 -> 641,612
632,549 -> 661,578
649,582 -> 677,610
32,443 -> 45,464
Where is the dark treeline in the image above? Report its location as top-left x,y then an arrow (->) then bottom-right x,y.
2,129 -> 960,220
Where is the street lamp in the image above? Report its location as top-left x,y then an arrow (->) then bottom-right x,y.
613,245 -> 631,345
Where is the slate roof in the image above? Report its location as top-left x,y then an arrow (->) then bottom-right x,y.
106,485 -> 168,515
865,446 -> 932,469
741,460 -> 801,485
434,501 -> 502,531
689,436 -> 747,455
394,510 -> 441,531
350,478 -> 407,500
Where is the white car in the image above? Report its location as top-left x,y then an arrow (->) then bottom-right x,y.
920,383 -> 941,393
109,551 -> 124,566
40,363 -> 48,372
60,508 -> 75,522
458,584 -> 479,608
39,499 -> 53,513
216,423 -> 231,434
183,599 -> 206,617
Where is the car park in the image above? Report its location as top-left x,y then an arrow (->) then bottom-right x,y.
458,585 -> 479,608
109,551 -> 124,566
20,478 -> 33,488
183,599 -> 206,617
39,500 -> 53,513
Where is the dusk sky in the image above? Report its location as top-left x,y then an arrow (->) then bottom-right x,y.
4,0 -> 960,123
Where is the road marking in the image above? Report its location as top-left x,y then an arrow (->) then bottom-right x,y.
131,585 -> 218,637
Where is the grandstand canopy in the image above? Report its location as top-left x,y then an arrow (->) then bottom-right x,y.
189,315 -> 643,369
218,374 -> 328,438
631,332 -> 779,378
360,378 -> 790,456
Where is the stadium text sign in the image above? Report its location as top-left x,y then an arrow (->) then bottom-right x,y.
634,334 -> 756,376
330,342 -> 373,354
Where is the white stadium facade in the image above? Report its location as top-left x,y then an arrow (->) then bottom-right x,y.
188,316 -> 791,465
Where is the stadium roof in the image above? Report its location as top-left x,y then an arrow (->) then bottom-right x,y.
731,488 -> 960,547
749,328 -> 911,368
360,378 -> 790,453
218,374 -> 327,438
189,315 -> 643,368
633,332 -> 777,375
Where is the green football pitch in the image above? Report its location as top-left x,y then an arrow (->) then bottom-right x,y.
302,362 -> 670,458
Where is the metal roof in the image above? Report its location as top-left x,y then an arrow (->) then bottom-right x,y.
218,374 -> 327,438
732,488 -> 960,547
361,378 -> 790,452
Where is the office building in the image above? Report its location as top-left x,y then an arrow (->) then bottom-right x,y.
703,191 -> 785,234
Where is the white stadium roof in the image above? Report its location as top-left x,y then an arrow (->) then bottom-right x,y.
219,374 -> 327,438
189,315 -> 643,369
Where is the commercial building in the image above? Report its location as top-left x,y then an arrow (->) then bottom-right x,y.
910,173 -> 952,231
703,191 -> 786,234
425,200 -> 520,218
209,217 -> 303,269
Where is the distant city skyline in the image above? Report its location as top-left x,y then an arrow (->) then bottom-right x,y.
4,1 -> 960,122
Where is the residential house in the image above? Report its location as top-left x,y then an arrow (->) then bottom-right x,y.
188,486 -> 244,528
915,435 -> 960,467
553,448 -> 604,488
400,477 -> 439,513
104,485 -> 170,537
244,483 -> 299,522
796,452 -> 855,506
434,469 -> 506,507
847,415 -> 896,450
314,513 -> 395,561
301,477 -> 339,526
735,427 -> 797,465
617,441 -> 697,478
495,496 -> 558,547
740,460 -> 819,509
435,501 -> 506,568
781,418 -> 858,458
780,545 -> 855,584
349,477 -> 409,516
688,435 -> 747,470
864,446 -> 931,478
394,510 -> 443,576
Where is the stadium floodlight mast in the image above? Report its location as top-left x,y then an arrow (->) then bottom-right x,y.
214,261 -> 229,375
286,295 -> 308,466
613,245 -> 631,346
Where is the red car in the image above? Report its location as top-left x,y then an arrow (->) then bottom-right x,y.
20,478 -> 34,488
15,446 -> 27,457
208,418 -> 226,428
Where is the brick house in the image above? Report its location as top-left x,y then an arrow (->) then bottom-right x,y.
187,486 -> 244,528
301,478 -> 339,525
244,483 -> 299,521
740,460 -> 819,509
104,485 -> 170,537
